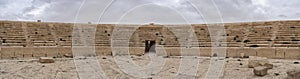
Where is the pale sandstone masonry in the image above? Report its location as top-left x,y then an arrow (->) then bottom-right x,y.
0,20 -> 300,59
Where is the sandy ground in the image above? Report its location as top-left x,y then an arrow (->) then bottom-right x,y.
0,55 -> 300,79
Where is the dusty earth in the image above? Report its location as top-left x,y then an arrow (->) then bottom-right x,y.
0,55 -> 300,79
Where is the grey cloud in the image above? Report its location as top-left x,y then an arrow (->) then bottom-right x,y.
0,0 -> 299,23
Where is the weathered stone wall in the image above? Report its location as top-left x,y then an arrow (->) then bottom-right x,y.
0,20 -> 300,59
1,47 -> 300,59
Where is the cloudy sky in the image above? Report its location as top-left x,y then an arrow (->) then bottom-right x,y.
0,0 -> 299,24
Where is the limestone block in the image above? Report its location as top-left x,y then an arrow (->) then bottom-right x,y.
287,69 -> 300,79
39,57 -> 55,63
15,51 -> 24,58
241,48 -> 257,56
200,48 -> 211,57
1,51 -> 13,59
32,48 -> 46,58
256,48 -> 275,58
285,48 -> 300,59
274,48 -> 285,59
96,47 -> 112,56
21,48 -> 33,58
156,47 -> 168,56
167,48 -> 180,56
129,47 -> 144,55
226,48 -> 237,57
253,66 -> 268,76
63,53 -> 73,58
181,48 -> 200,56
44,48 -> 58,57
58,47 -> 72,56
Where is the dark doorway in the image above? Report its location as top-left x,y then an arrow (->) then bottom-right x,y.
145,40 -> 156,53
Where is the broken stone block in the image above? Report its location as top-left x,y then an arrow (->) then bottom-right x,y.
265,63 -> 273,69
39,57 -> 55,63
248,56 -> 271,68
63,54 -> 73,58
253,66 -> 268,76
286,69 -> 300,79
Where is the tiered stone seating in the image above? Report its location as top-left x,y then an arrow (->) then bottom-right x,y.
244,26 -> 273,47
193,25 -> 212,47
159,27 -> 180,47
0,21 -> 300,49
2,20 -> 300,59
0,21 -> 26,47
94,24 -> 112,46
26,23 -> 56,47
111,25 -> 139,47
224,25 -> 246,47
53,23 -> 73,46
273,25 -> 300,47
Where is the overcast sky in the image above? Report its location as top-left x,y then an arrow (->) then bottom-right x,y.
0,0 -> 299,24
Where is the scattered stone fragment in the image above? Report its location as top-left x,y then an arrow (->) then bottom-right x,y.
39,57 -> 55,63
265,63 -> 273,69
253,66 -> 268,76
63,54 -> 73,58
286,69 -> 300,79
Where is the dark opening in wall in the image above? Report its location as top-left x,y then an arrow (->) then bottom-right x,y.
282,42 -> 291,44
155,33 -> 159,35
244,40 -> 251,43
145,40 -> 156,53
250,45 -> 259,47
267,39 -> 272,41
2,39 -> 6,43
292,39 -> 300,41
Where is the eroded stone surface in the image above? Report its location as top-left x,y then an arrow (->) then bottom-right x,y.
0,56 -> 300,79
253,66 -> 268,76
286,69 -> 300,79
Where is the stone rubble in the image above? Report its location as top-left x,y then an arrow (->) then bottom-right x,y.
39,57 -> 55,63
253,66 -> 268,76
